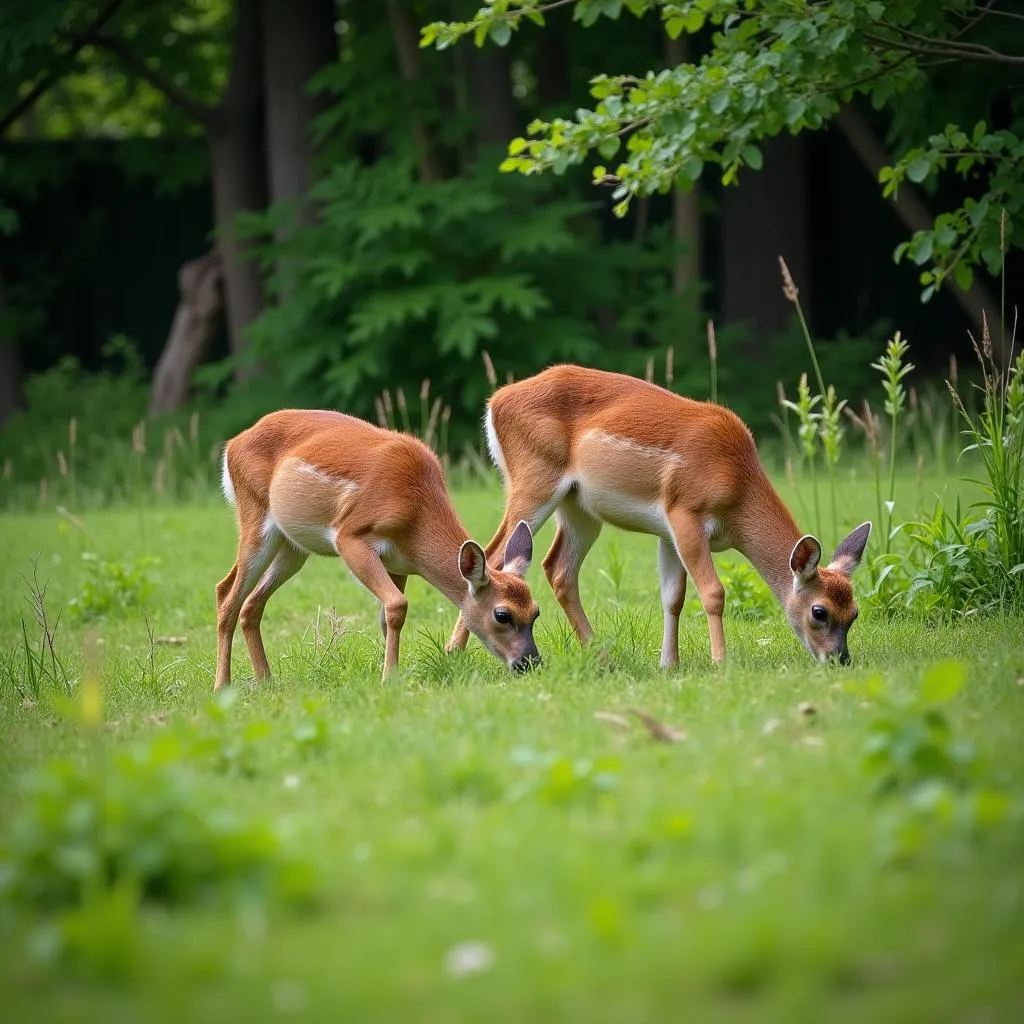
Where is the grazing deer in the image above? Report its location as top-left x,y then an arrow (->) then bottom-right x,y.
215,409 -> 541,688
445,365 -> 872,668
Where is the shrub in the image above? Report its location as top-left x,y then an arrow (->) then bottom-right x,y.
904,340 -> 1024,615
0,741 -> 317,913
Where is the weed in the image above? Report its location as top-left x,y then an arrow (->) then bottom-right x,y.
870,331 -> 915,558
1,558 -> 72,702
901,329 -> 1024,615
0,739 -> 317,913
67,552 -> 159,622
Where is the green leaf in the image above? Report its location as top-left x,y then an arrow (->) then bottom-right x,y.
488,21 -> 512,47
665,17 -> 686,39
598,136 -> 621,160
742,144 -> 763,170
681,155 -> 704,182
953,261 -> 974,291
709,91 -> 730,115
920,660 -> 966,705
906,156 -> 931,183
508,137 -> 527,156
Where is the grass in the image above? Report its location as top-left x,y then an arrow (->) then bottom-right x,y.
1,470 -> 1023,1023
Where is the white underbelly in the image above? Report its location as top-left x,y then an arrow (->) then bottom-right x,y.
275,519 -> 339,558
375,540 -> 416,576
575,479 -> 669,538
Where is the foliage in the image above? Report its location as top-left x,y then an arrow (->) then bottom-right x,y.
858,659 -> 1011,863
904,342 -> 1024,614
424,0 -> 1024,301
0,337 -> 220,511
719,560 -> 774,621
0,0 -> 230,140
862,660 -> 976,797
871,330 -> 915,555
237,153 -> 702,444
66,551 -> 159,622
0,738 -> 316,914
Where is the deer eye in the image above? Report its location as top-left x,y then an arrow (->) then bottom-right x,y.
811,605 -> 828,624
494,608 -> 513,625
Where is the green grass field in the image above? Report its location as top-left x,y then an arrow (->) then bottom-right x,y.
1,471 -> 1023,1023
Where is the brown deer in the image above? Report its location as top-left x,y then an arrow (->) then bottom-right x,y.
446,365 -> 871,668
216,409 -> 541,688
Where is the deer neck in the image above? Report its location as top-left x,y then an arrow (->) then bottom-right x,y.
406,510 -> 474,611
733,477 -> 804,607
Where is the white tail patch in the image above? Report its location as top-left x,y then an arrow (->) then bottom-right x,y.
484,407 -> 509,481
221,449 -> 236,506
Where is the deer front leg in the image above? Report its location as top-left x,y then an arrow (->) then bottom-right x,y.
379,574 -> 407,638
657,537 -> 688,669
335,536 -> 409,679
667,510 -> 726,664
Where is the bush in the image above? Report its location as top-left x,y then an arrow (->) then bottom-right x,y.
0,336 -> 220,510
0,740 -> 317,913
903,343 -> 1024,616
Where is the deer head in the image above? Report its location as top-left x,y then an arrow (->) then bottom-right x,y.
457,520 -> 541,672
784,522 -> 872,665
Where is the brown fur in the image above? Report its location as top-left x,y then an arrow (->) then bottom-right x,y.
215,410 -> 541,688
447,365 -> 871,667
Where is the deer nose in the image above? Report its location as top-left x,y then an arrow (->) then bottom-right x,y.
511,652 -> 541,674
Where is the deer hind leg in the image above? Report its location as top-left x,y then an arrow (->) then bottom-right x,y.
239,543 -> 308,682
657,537 -> 688,669
542,495 -> 602,646
444,475 -> 564,654
215,515 -> 282,690
667,509 -> 726,664
379,574 -> 407,638
334,535 -> 408,681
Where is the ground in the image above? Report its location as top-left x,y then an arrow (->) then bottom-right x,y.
0,473 -> 1022,1023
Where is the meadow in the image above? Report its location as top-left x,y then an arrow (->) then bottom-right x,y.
1,461 -> 1022,1022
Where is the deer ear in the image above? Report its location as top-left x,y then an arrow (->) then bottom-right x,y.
790,534 -> 822,587
501,520 -> 533,577
829,521 -> 872,577
459,540 -> 490,593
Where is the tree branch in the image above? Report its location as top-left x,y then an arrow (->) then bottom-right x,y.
0,0 -> 127,138
69,30 -> 218,128
980,4 -> 1024,27
867,23 -> 1024,67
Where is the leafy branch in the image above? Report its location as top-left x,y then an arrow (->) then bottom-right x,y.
0,0 -> 128,137
420,0 -> 1024,304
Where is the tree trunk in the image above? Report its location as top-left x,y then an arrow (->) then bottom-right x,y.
148,252 -> 223,416
0,270 -> 24,427
835,104 -> 1003,359
470,48 -> 517,148
535,28 -> 569,111
722,134 -> 812,343
261,0 -> 337,295
386,0 -> 445,182
665,35 -> 701,308
210,0 -> 269,364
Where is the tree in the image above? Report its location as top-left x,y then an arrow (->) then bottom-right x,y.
1,0 -> 339,406
423,1 -> 1024,349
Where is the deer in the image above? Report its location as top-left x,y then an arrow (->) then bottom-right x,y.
445,365 -> 872,669
215,409 -> 542,689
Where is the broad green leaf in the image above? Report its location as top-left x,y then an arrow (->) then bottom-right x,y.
488,21 -> 512,47
742,144 -> 763,170
906,156 -> 931,183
